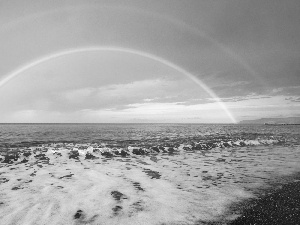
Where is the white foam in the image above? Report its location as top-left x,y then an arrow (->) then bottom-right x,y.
1,144 -> 300,224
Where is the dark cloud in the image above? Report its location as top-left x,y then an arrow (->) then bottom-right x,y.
220,95 -> 272,103
286,96 -> 300,102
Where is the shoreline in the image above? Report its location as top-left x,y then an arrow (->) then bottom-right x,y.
224,173 -> 300,224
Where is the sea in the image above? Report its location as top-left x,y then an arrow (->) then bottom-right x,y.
0,123 -> 299,225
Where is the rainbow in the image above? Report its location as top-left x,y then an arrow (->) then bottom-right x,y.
0,3 -> 260,84
0,46 -> 237,123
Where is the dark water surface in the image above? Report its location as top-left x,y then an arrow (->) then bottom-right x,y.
1,123 -> 299,146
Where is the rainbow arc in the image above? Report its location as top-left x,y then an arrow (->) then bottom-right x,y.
0,46 -> 237,123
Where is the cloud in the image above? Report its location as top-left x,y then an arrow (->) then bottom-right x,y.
224,95 -> 300,121
49,78 -> 210,111
270,86 -> 300,96
285,96 -> 300,102
0,75 -> 209,110
219,95 -> 272,103
82,102 -> 234,123
1,0 -> 300,123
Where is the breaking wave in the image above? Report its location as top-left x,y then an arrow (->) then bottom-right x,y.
0,124 -> 300,224
0,136 -> 289,164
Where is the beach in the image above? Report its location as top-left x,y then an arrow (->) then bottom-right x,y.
228,173 -> 300,225
0,124 -> 299,224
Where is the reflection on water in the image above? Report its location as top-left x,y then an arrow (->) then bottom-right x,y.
0,124 -> 300,224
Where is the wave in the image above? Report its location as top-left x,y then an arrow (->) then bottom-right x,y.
0,137 -> 287,165
1,136 -> 299,224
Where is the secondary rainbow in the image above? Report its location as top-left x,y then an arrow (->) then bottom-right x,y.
0,3 -> 260,85
0,46 -> 237,123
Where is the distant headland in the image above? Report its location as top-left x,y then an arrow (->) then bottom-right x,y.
239,117 -> 300,125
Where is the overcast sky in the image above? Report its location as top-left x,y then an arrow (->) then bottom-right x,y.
0,0 -> 299,123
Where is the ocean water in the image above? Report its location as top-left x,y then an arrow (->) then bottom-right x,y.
0,123 -> 299,225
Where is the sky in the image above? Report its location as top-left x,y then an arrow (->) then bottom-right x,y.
0,0 -> 299,123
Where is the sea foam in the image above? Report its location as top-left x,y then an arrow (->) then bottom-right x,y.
1,137 -> 300,224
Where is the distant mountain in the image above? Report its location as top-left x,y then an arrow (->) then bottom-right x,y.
239,117 -> 300,124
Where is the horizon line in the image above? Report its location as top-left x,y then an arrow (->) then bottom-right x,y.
0,122 -> 238,124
